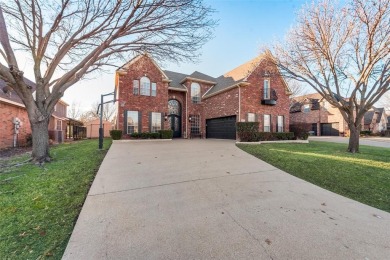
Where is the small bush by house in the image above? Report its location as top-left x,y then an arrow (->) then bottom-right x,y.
159,130 -> 173,139
236,122 -> 259,142
109,130 -> 122,140
290,123 -> 311,140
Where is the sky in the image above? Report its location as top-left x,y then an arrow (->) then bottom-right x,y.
60,0 -> 307,112
5,0 -> 388,113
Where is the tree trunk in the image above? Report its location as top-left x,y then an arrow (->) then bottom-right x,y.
348,124 -> 360,153
31,119 -> 51,162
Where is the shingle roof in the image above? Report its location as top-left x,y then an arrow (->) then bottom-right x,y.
0,78 -> 36,106
223,55 -> 265,81
188,71 -> 216,83
364,110 -> 375,125
163,54 -> 273,97
163,70 -> 187,91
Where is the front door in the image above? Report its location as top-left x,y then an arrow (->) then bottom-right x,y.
168,99 -> 182,138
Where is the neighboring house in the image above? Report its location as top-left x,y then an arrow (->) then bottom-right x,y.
115,53 -> 291,139
290,93 -> 348,136
363,107 -> 388,133
85,119 -> 113,138
0,78 -> 69,149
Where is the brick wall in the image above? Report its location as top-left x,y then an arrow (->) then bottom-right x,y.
0,102 -> 31,149
241,59 -> 290,132
117,55 -> 170,135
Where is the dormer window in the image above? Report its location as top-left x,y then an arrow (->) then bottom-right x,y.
191,82 -> 201,103
264,79 -> 270,99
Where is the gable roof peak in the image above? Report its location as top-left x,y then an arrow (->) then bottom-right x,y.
223,53 -> 266,81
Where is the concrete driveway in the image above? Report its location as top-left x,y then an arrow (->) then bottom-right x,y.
309,136 -> 390,148
63,139 -> 390,259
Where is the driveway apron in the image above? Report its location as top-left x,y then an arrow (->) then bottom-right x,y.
63,139 -> 390,259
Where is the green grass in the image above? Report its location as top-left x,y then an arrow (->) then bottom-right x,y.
0,139 -> 111,259
237,141 -> 390,212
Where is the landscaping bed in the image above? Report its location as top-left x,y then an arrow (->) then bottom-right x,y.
237,141 -> 390,212
0,139 -> 111,259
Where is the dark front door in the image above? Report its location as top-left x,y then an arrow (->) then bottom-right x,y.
206,116 -> 237,139
169,115 -> 181,138
168,99 -> 182,138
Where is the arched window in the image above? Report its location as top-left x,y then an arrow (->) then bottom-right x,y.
140,76 -> 151,96
191,82 -> 201,103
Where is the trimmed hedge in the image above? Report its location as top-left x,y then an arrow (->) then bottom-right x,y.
159,130 -> 173,139
360,130 -> 372,136
236,122 -> 259,142
130,132 -> 160,139
109,130 -> 122,140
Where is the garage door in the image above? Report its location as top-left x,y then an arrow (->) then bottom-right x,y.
320,123 -> 339,136
206,116 -> 237,139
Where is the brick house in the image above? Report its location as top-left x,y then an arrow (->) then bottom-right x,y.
0,79 -> 68,149
362,107 -> 388,133
115,53 -> 291,139
290,93 -> 349,136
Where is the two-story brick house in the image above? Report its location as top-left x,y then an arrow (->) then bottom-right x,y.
115,53 -> 291,139
290,93 -> 348,136
0,78 -> 68,149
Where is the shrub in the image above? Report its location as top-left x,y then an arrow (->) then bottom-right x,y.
290,123 -> 311,140
130,132 -> 162,139
130,132 -> 140,138
254,132 -> 295,141
159,130 -> 173,139
109,130 -> 122,140
380,130 -> 390,137
236,122 -> 259,141
360,130 -> 372,136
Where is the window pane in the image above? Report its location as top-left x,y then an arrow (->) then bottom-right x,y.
133,80 -> 139,95
247,113 -> 255,122
127,111 -> 139,134
191,83 -> 201,103
168,99 -> 180,115
151,83 -> 157,96
277,116 -> 284,132
151,112 -> 162,133
190,115 -> 201,135
264,114 -> 270,132
140,77 -> 150,96
303,104 -> 310,113
264,80 -> 270,99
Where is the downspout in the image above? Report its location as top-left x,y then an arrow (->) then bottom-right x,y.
238,85 -> 241,122
185,91 -> 188,138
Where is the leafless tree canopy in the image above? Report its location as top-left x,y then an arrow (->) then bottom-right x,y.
0,0 -> 216,161
79,101 -> 116,123
271,0 -> 390,152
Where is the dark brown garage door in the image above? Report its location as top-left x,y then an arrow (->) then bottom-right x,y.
206,116 -> 237,139
320,123 -> 339,136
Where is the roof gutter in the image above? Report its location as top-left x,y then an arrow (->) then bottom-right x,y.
180,77 -> 216,85
203,82 -> 250,100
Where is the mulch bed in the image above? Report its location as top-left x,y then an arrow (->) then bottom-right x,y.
0,147 -> 32,159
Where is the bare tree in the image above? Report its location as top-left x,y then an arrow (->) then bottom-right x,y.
0,0 -> 216,162
287,79 -> 307,108
270,0 -> 390,153
67,102 -> 82,120
81,101 -> 116,122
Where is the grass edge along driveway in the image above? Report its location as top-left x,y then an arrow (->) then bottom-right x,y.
237,141 -> 390,213
0,139 -> 111,259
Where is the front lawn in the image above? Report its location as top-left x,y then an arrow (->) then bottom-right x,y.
0,139 -> 111,259
237,141 -> 390,212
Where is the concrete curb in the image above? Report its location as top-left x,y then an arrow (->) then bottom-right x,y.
113,139 -> 172,143
236,140 -> 309,144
